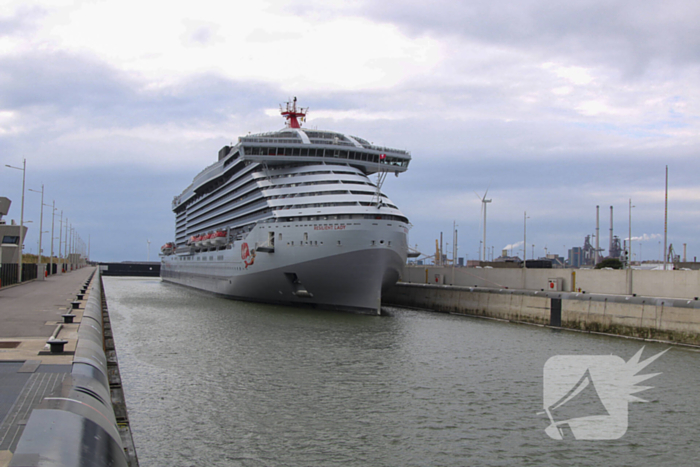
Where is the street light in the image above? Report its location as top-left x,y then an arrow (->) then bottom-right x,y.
47,201 -> 56,276
57,211 -> 63,272
628,199 -> 635,269
28,185 -> 45,280
523,211 -> 530,267
5,159 -> 26,282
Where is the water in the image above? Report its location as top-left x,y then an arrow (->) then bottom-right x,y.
103,277 -> 700,466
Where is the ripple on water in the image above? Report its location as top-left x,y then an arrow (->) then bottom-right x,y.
104,278 -> 700,467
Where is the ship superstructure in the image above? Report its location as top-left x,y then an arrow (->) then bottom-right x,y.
160,99 -> 411,314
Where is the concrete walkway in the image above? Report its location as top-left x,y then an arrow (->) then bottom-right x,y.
0,267 -> 95,466
1,268 -> 94,339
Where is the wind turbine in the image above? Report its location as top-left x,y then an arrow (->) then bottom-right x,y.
475,188 -> 492,261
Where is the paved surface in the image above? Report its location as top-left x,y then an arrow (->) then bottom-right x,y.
0,267 -> 95,466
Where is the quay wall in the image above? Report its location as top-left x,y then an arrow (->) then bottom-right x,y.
9,269 -> 139,467
404,266 -> 700,299
99,262 -> 160,277
383,283 -> 700,346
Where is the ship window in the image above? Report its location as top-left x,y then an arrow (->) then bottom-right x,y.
293,148 -> 300,155
304,233 -> 308,242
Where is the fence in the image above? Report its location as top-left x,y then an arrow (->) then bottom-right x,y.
0,263 -> 38,287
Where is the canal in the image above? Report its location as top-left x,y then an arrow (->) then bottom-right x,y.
103,277 -> 700,466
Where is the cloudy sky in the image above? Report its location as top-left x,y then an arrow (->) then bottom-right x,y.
1,0 -> 698,263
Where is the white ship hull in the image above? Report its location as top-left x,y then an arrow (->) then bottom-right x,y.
161,100 -> 412,314
162,219 -> 409,314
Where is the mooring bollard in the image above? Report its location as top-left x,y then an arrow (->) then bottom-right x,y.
62,314 -> 76,324
47,338 -> 69,353
71,301 -> 81,310
76,293 -> 84,300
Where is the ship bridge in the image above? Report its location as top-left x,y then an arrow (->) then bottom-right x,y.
227,98 -> 410,176
236,128 -> 410,176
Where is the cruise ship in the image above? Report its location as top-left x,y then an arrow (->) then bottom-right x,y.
160,99 -> 412,314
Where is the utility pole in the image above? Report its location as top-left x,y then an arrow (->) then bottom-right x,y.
663,165 -> 668,271
29,185 -> 45,280
523,211 -> 529,267
595,205 -> 600,266
58,212 -> 63,271
5,159 -> 26,281
49,201 -> 55,276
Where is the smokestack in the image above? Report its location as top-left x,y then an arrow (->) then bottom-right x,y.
610,206 -> 614,255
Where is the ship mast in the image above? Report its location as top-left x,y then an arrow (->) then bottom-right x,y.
280,97 -> 308,129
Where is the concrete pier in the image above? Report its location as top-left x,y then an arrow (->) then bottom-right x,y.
0,267 -> 138,466
383,282 -> 700,346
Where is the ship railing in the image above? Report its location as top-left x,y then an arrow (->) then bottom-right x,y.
240,137 -> 302,144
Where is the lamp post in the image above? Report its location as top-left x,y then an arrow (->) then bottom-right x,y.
663,166 -> 668,271
628,198 -> 635,295
48,201 -> 56,276
57,211 -> 63,272
628,199 -> 634,269
523,211 -> 530,267
5,159 -> 26,282
28,185 -> 45,280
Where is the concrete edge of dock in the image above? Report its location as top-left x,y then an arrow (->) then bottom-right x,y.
5,269 -> 139,467
383,282 -> 700,347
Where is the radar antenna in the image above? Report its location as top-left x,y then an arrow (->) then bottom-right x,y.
280,97 -> 308,129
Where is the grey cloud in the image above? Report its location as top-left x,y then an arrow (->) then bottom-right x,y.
315,0 -> 700,77
0,5 -> 45,37
0,50 -> 279,127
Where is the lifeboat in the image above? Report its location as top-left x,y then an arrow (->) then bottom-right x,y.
160,242 -> 175,255
211,230 -> 227,246
194,235 -> 205,248
201,233 -> 213,247
187,235 -> 197,246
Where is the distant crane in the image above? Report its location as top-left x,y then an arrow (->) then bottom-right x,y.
667,244 -> 680,264
475,188 -> 492,262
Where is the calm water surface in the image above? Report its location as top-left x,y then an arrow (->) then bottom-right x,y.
103,277 -> 700,467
